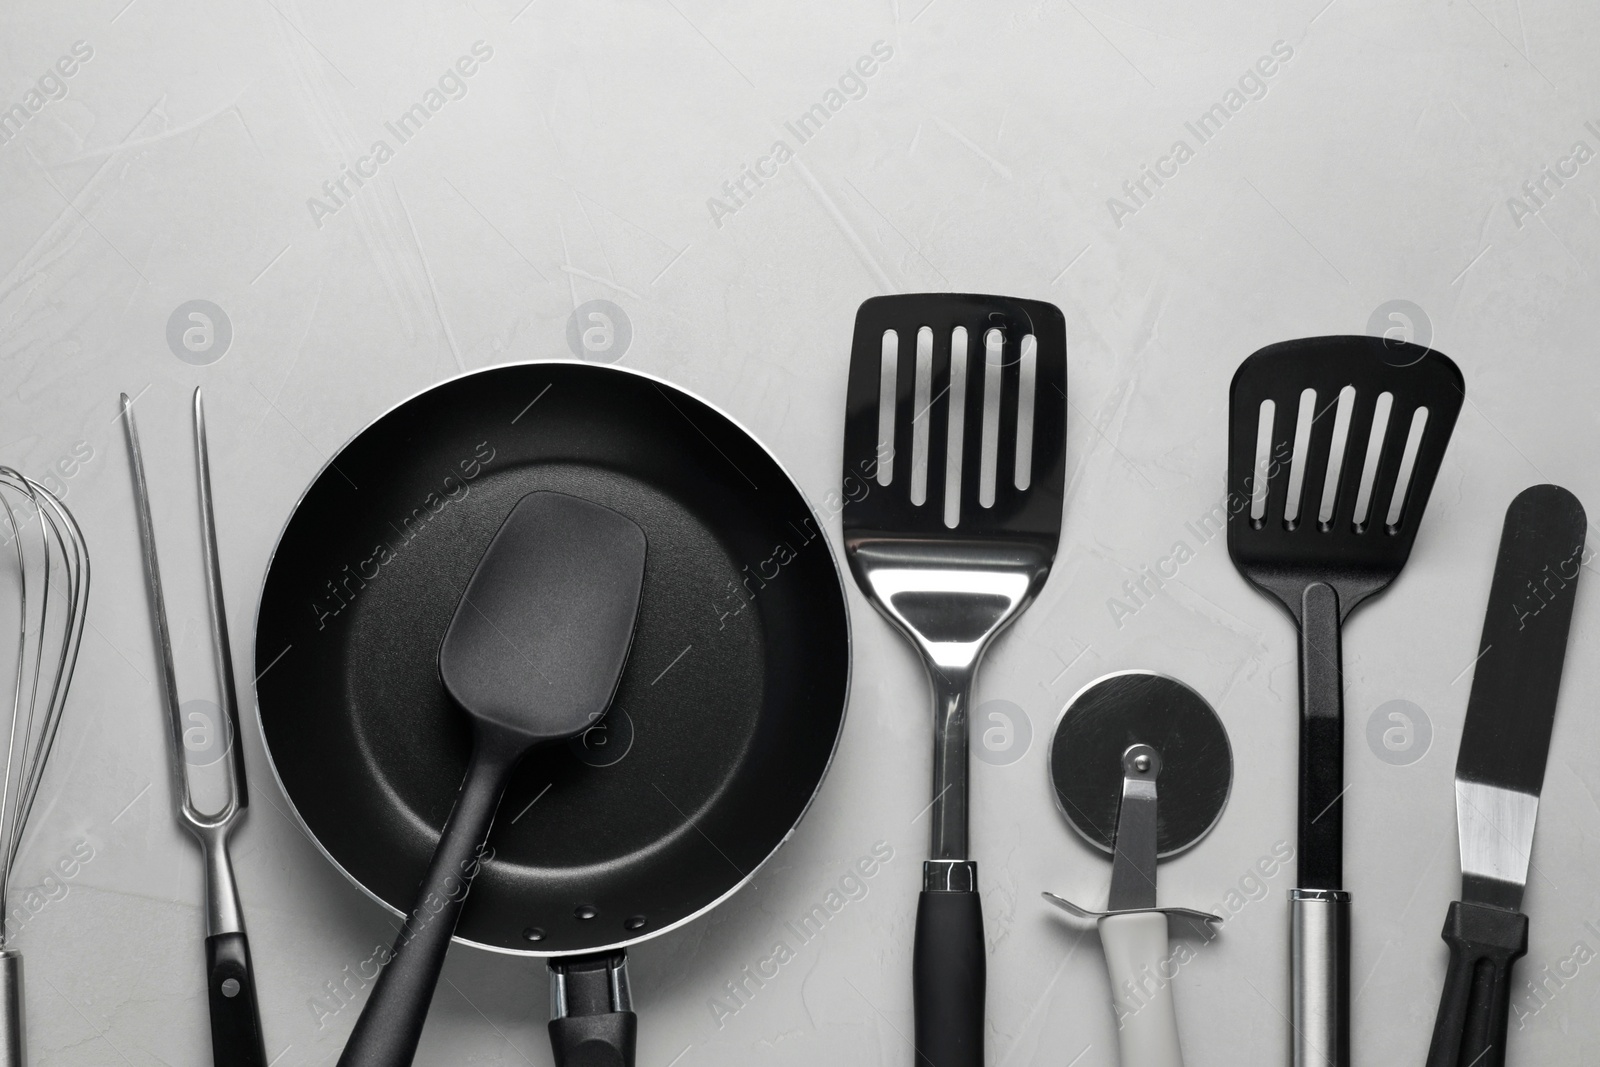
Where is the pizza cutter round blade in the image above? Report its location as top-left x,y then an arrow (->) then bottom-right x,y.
1050,670 -> 1232,862
1044,670 -> 1233,1067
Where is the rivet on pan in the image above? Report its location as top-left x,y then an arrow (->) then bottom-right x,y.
522,927 -> 546,942
575,905 -> 598,920
624,915 -> 647,931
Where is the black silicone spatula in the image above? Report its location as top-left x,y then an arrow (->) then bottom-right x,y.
1226,336 -> 1464,1067
1425,485 -> 1585,1067
338,491 -> 647,1067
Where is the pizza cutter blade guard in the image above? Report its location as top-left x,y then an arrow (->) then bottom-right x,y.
1043,671 -> 1233,1067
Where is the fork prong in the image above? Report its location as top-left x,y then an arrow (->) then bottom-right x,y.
121,396 -> 195,821
195,389 -> 248,814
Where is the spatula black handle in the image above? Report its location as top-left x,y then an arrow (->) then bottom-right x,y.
338,729 -> 517,1067
1296,581 -> 1344,888
913,881 -> 985,1067
1425,900 -> 1528,1067
1293,582 -> 1349,1067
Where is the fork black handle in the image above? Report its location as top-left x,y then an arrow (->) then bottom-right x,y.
206,932 -> 269,1067
914,885 -> 985,1067
1424,901 -> 1528,1067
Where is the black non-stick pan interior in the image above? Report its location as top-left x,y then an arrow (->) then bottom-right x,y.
255,362 -> 850,955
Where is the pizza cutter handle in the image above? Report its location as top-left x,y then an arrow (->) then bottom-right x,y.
1098,911 -> 1184,1067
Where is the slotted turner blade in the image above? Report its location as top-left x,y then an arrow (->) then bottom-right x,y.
1226,334 -> 1464,1067
841,293 -> 1067,1067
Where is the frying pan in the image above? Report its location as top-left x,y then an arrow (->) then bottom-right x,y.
254,361 -> 851,1065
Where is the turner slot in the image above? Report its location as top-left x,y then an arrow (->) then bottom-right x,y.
1014,335 -> 1037,491
992,329 -> 1023,511
943,327 -> 969,529
1382,407 -> 1429,531
1316,387 -> 1357,527
1250,398 -> 1276,525
1284,388 -> 1317,529
978,328 -> 1004,509
911,327 -> 934,506
876,330 -> 898,486
1262,393 -> 1297,528
1350,392 -> 1394,531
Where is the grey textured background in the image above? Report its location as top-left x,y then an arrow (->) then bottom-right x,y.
4,0 -> 1600,1064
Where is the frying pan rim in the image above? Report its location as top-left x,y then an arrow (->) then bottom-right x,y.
1048,668 -> 1232,861
251,358 -> 853,958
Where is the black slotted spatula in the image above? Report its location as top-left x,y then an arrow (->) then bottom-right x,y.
842,294 -> 1067,1067
1226,336 -> 1464,1067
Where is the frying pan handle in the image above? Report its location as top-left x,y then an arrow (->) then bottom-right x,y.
548,952 -> 637,1067
338,732 -> 517,1067
1424,901 -> 1527,1067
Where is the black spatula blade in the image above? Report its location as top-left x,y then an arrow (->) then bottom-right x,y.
440,491 -> 647,742
1455,483 -> 1585,904
1227,336 -> 1465,615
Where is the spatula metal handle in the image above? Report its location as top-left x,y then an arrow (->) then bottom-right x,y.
338,728 -> 517,1067
1424,901 -> 1528,1067
1291,889 -> 1349,1067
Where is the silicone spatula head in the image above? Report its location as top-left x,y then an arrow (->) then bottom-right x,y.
439,491 -> 647,745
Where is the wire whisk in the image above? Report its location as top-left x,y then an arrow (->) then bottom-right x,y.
0,468 -> 89,1063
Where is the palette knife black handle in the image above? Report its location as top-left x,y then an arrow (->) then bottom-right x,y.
1424,900 -> 1528,1067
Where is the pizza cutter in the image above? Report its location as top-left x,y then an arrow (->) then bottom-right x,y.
1043,671 -> 1232,1067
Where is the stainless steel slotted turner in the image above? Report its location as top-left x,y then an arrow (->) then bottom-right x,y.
1226,336 -> 1464,1067
842,293 -> 1068,1067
